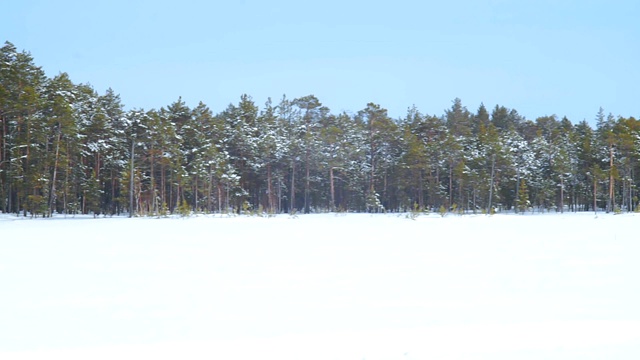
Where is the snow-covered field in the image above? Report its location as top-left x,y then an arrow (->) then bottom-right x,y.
1,212 -> 639,359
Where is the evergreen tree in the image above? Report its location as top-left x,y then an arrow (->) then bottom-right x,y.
357,103 -> 398,212
42,73 -> 77,216
255,98 -> 288,213
1,42 -> 47,214
98,88 -> 126,214
4,41 -> 640,216
292,95 -> 324,213
517,179 -> 529,213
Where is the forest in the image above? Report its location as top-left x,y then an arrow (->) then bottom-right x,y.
1,41 -> 639,217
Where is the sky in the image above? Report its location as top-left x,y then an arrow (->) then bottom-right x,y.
3,0 -> 640,124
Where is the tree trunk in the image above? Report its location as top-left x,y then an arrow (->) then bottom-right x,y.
225,181 -> 230,213
448,161 -> 453,209
473,187 -> 477,214
94,152 -> 101,181
278,176 -> 282,213
608,144 -> 614,212
150,150 -> 156,214
630,169 -> 634,212
383,170 -> 388,210
488,154 -> 496,214
458,174 -> 463,211
305,147 -> 310,214
48,126 -> 62,217
129,137 -> 135,218
65,142 -> 71,214
1,114 -> 7,213
572,182 -> 576,212
208,165 -> 213,212
418,170 -> 424,210
160,151 -> 166,210
560,177 -> 564,213
169,171 -> 173,212
176,180 -> 181,212
290,160 -> 296,213
267,163 -> 273,213
23,116 -> 31,217
111,169 -> 116,215
217,182 -> 222,214
194,174 -> 198,212
515,170 -> 520,214
330,167 -> 336,211
593,177 -> 598,215
369,119 -> 375,195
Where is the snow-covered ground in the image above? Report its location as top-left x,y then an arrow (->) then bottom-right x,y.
1,212 -> 639,359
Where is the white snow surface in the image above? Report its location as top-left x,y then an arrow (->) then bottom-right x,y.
1,212 -> 640,359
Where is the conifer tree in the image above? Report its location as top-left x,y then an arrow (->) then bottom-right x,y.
4,41 -> 640,216
517,179 -> 529,213
293,95 -> 324,213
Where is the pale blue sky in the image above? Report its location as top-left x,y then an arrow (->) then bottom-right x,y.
4,0 -> 639,123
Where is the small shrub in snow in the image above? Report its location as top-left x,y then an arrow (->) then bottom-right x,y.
176,200 -> 191,217
439,205 -> 447,217
366,192 -> 385,213
159,202 -> 170,217
407,202 -> 428,220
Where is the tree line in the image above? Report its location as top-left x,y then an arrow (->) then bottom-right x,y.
1,41 -> 639,217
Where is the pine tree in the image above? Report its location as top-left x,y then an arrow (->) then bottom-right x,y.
293,95 -> 324,213
1,43 -> 47,215
517,179 -> 529,213
5,40 -> 640,216
358,103 -> 399,212
42,73 -> 77,216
